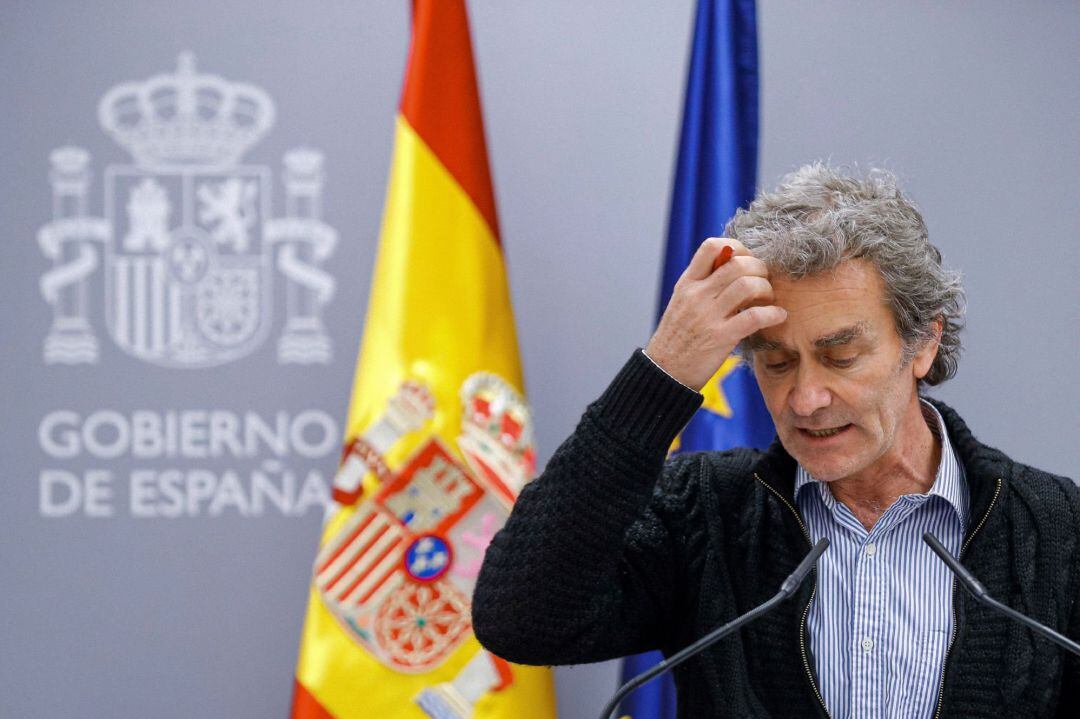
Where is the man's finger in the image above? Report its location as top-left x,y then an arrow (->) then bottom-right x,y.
724,304 -> 788,342
701,255 -> 770,291
714,274 -> 775,314
684,237 -> 751,281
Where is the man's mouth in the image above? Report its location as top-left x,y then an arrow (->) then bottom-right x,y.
798,424 -> 852,439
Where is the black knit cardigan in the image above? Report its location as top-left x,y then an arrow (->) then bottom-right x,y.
473,350 -> 1080,718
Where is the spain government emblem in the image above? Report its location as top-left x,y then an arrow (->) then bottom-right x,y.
318,372 -> 536,715
38,53 -> 338,368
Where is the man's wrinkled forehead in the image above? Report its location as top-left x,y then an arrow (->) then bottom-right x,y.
743,258 -> 894,350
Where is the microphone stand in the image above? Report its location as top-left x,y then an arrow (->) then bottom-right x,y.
598,537 -> 829,719
923,532 -> 1080,657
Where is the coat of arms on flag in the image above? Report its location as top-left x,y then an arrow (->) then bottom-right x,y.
317,373 -> 533,679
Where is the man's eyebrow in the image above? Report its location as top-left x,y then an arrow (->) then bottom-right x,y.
744,334 -> 783,352
744,322 -> 872,353
814,322 -> 870,349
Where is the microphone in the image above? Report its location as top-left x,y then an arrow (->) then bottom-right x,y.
922,532 -> 1080,657
598,537 -> 829,719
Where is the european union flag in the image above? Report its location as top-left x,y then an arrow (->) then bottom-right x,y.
619,0 -> 773,716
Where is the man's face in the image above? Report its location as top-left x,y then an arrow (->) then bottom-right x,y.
749,258 -> 936,482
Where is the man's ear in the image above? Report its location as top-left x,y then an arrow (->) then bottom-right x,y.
912,318 -> 943,380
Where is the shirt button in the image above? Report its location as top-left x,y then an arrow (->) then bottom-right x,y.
862,637 -> 874,652
865,542 -> 877,557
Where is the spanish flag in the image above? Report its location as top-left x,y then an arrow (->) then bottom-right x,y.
291,2 -> 557,717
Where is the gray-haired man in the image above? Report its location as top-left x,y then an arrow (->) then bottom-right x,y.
473,164 -> 1080,718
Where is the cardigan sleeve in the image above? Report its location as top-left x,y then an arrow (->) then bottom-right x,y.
471,350 -> 704,665
1055,484 -> 1080,717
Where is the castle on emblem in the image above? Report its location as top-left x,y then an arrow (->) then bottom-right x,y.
38,52 -> 339,368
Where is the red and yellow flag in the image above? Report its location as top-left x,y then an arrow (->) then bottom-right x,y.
291,2 -> 557,717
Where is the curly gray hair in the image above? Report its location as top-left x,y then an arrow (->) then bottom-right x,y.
725,163 -> 964,386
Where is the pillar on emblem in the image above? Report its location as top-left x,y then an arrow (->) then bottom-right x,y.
273,148 -> 337,363
414,648 -> 515,719
39,146 -> 108,363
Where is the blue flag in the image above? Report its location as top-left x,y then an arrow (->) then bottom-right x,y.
619,1 -> 773,716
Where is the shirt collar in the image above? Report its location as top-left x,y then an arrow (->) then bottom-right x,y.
794,399 -> 969,527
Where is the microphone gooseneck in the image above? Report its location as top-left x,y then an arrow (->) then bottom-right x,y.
598,537 -> 829,719
923,532 -> 1080,657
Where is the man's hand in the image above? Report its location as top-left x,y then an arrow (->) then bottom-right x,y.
645,238 -> 787,390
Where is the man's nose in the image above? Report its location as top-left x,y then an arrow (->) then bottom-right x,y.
788,362 -> 832,417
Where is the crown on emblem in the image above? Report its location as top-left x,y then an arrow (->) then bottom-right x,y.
385,380 -> 437,434
97,52 -> 276,167
460,373 -> 536,474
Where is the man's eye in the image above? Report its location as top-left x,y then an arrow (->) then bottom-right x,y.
830,356 -> 857,368
764,361 -> 790,372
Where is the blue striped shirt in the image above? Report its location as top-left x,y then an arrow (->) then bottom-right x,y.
794,400 -> 968,719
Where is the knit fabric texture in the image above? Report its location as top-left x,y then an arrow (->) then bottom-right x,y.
473,350 -> 1080,718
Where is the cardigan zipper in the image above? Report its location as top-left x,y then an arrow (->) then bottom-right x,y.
932,476 -> 1003,719
754,473 -> 832,719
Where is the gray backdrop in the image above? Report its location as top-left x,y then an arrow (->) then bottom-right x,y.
2,1 -> 1077,718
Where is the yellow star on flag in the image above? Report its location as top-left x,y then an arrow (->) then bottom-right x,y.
668,354 -> 743,454
700,354 -> 743,419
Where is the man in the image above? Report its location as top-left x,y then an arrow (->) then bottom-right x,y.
472,164 -> 1080,717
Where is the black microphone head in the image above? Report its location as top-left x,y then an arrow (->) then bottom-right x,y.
923,531 -> 988,598
922,531 -> 947,555
807,537 -> 830,563
779,537 -> 829,597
